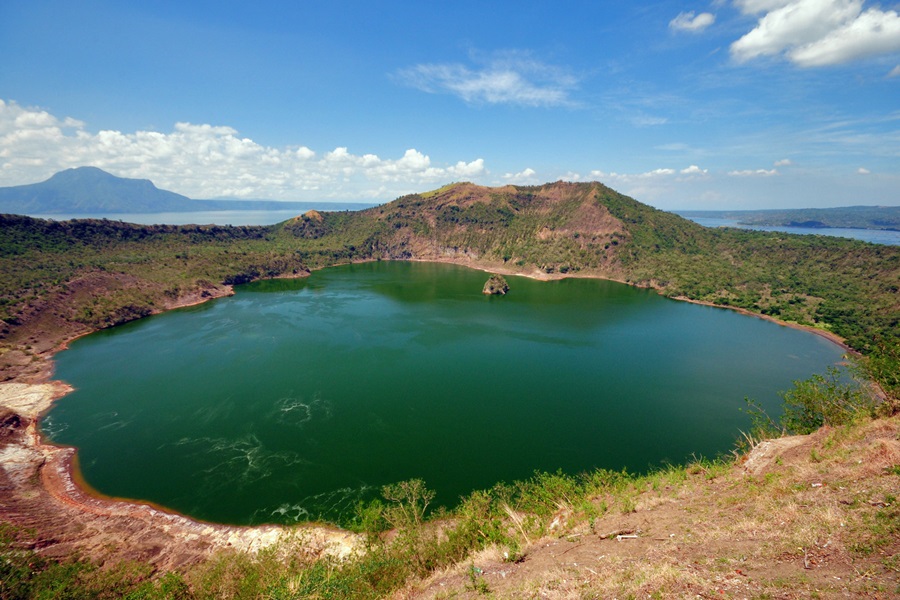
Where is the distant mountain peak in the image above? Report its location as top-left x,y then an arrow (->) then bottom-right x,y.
48,166 -> 155,186
0,167 -> 191,214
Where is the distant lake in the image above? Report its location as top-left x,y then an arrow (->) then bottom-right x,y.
682,216 -> 900,246
27,204 -> 376,226
28,209 -> 900,245
44,262 -> 846,526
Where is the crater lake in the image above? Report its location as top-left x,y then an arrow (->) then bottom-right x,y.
44,261 -> 847,525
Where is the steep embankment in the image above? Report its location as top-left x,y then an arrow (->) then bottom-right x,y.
279,181 -> 635,278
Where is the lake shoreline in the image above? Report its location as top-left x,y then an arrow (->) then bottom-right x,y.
0,381 -> 358,571
0,276 -> 359,570
408,256 -> 854,354
0,258 -> 857,568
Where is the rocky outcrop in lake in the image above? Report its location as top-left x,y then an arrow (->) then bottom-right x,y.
483,274 -> 509,295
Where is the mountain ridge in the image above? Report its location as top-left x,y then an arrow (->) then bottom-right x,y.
0,167 -> 374,214
0,166 -> 192,213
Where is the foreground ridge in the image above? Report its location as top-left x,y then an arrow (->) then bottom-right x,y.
2,377 -> 897,597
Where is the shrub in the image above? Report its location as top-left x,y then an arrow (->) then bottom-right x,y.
745,366 -> 877,439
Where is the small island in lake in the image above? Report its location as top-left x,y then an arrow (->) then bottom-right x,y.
482,274 -> 509,295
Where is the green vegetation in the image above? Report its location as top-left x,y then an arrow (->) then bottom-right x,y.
3,181 -> 898,397
0,523 -> 189,599
745,367 -> 878,439
680,205 -> 900,231
482,274 -> 509,295
2,180 -> 899,596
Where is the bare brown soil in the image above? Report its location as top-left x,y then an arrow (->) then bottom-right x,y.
397,418 -> 900,599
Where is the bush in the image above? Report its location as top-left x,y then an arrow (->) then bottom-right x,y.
745,366 -> 877,438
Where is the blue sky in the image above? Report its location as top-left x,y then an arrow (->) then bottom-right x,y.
1,0 -> 898,209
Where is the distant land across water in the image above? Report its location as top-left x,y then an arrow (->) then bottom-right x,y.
0,166 -> 378,220
678,208 -> 900,246
677,206 -> 900,231
4,166 -> 897,243
26,204 -> 379,226
28,208 -> 899,244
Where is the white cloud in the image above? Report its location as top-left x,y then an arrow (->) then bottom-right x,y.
731,0 -> 900,66
857,166 -> 871,173
0,100 -> 487,200
774,158 -> 793,166
631,114 -> 669,127
791,7 -> 900,66
589,165 -> 709,182
734,0 -> 797,14
655,142 -> 691,151
670,11 -> 717,33
396,52 -> 579,107
889,64 -> 900,77
728,168 -> 779,176
502,167 -> 538,183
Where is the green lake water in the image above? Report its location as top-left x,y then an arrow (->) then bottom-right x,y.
45,261 -> 846,525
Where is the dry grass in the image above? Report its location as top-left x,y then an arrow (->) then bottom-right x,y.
403,416 -> 900,599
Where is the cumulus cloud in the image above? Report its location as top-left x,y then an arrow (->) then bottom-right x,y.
728,168 -> 779,176
731,0 -> 900,66
857,166 -> 871,173
670,11 -> 717,32
502,167 -> 538,183
396,52 -> 579,107
0,100 -> 486,200
774,158 -> 793,166
589,165 -> 709,181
